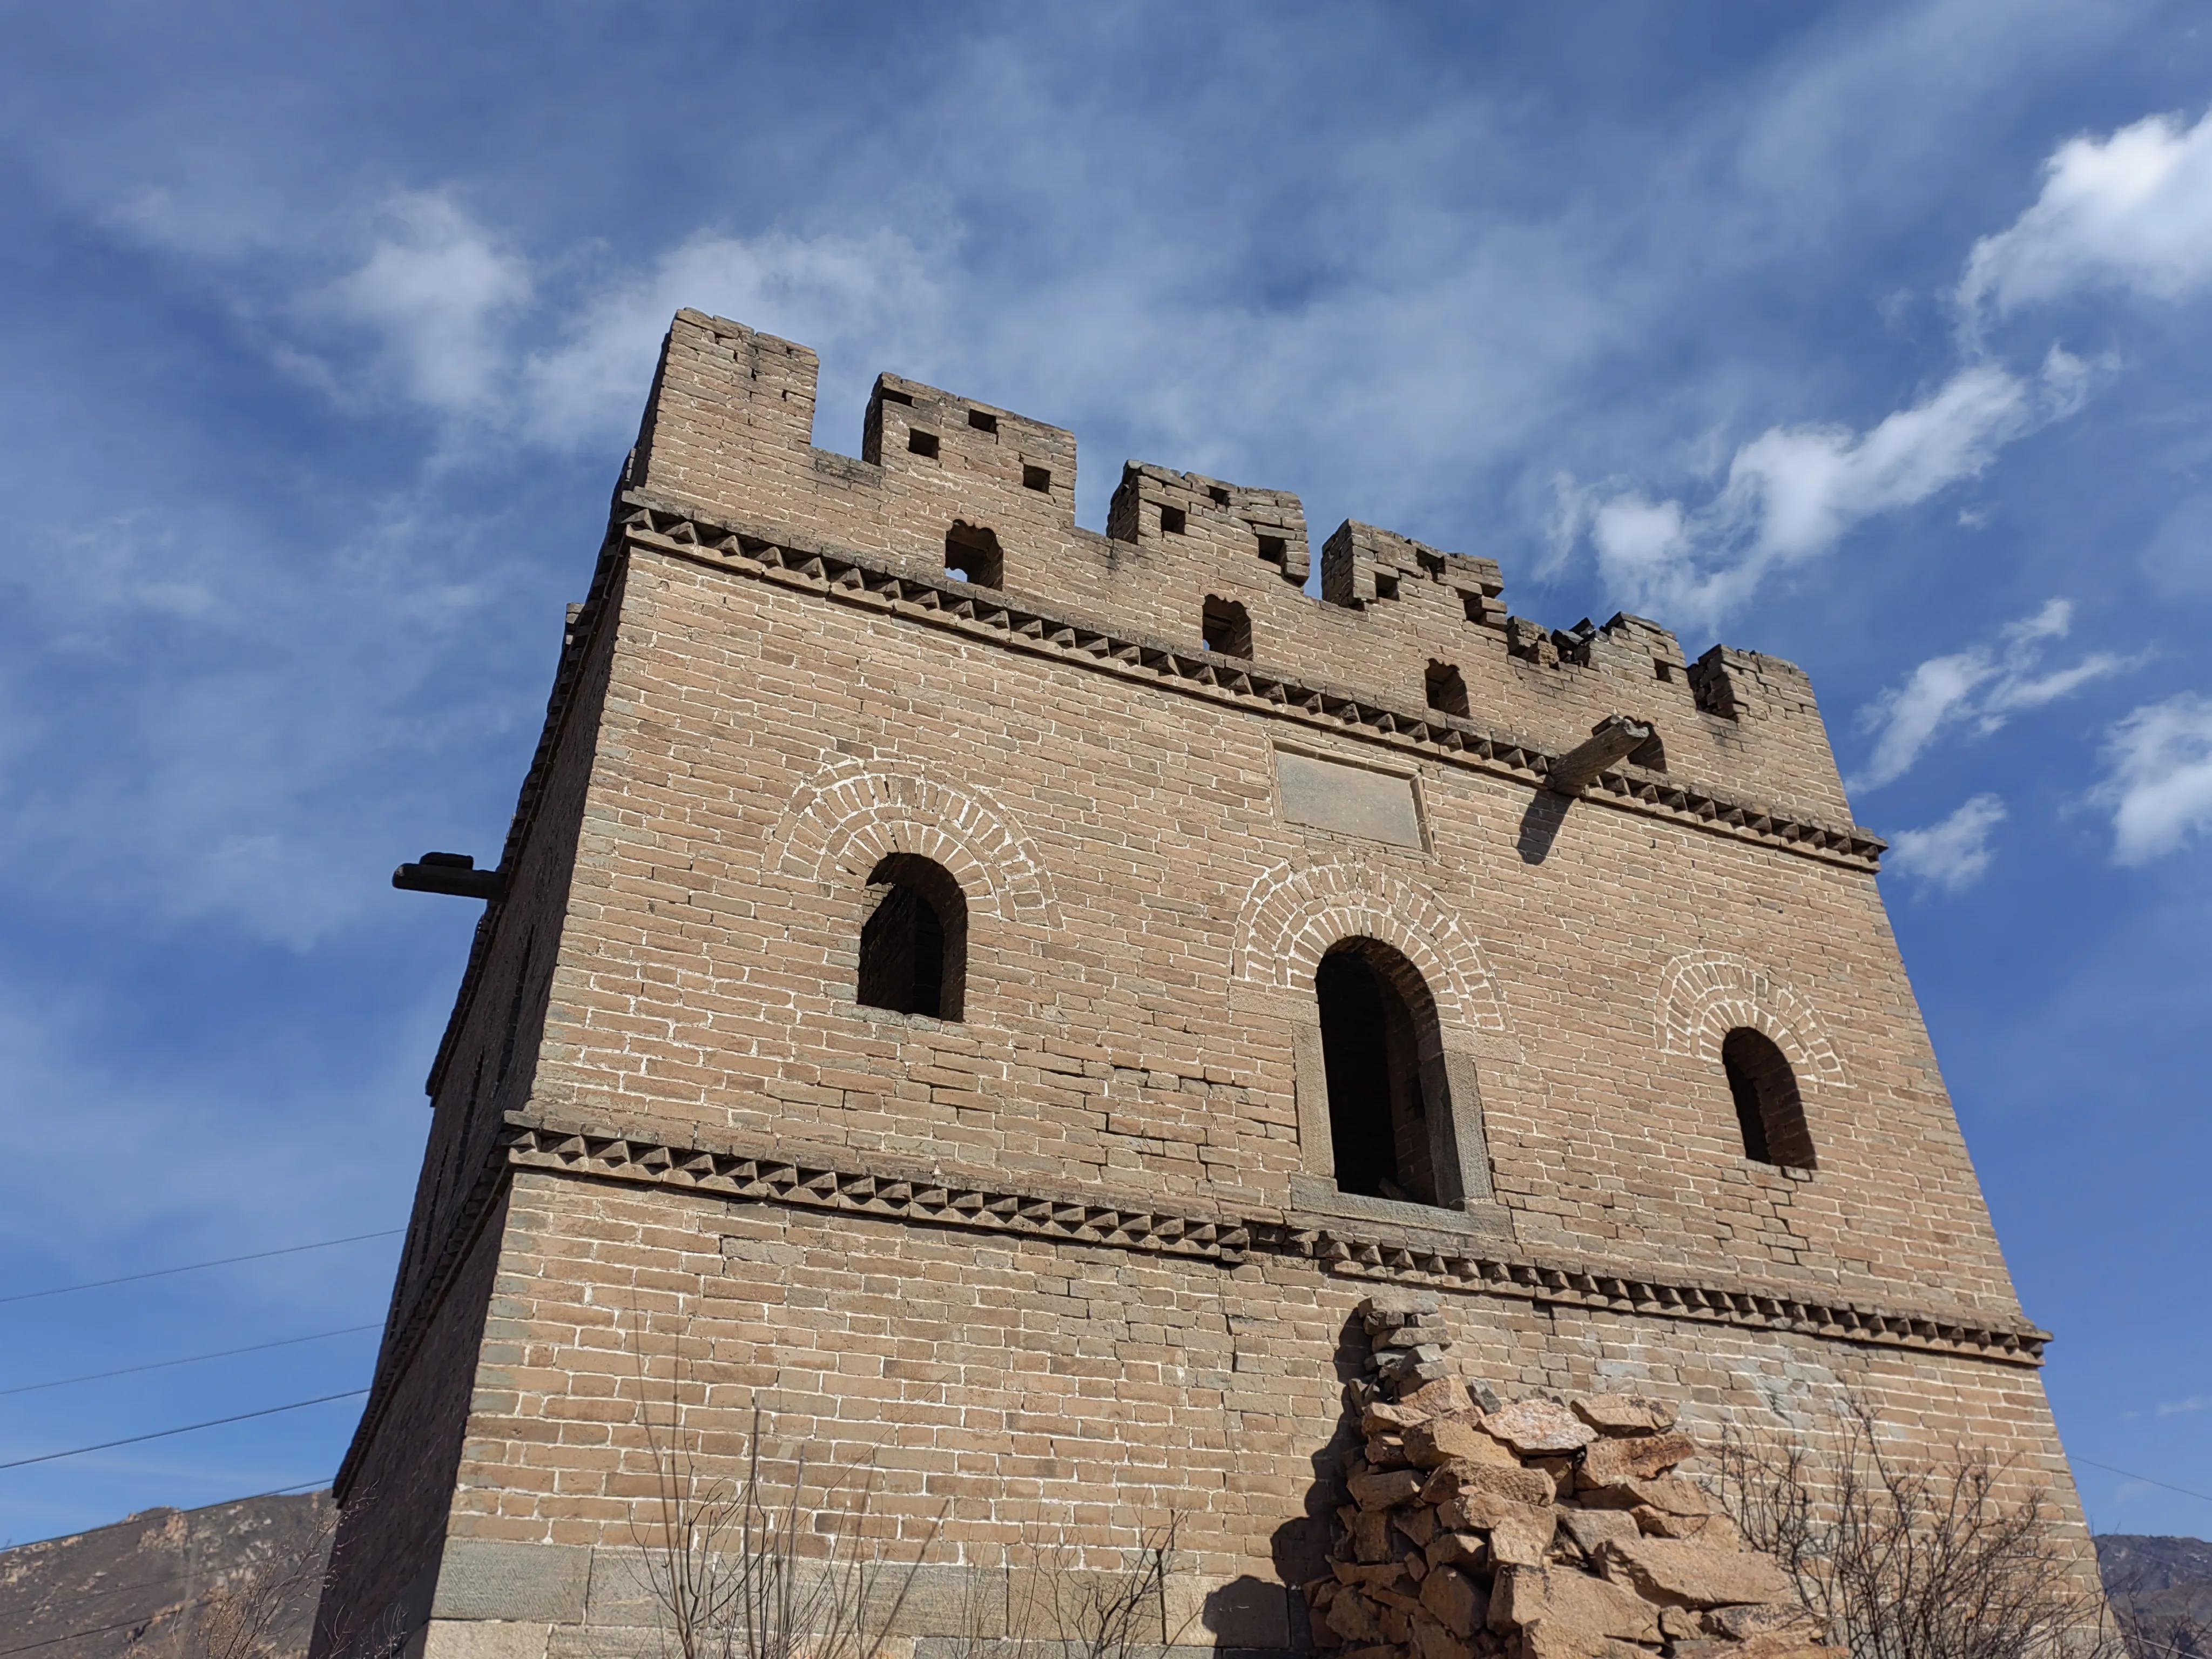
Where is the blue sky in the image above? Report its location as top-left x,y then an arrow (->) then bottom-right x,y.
2,0 -> 2209,1549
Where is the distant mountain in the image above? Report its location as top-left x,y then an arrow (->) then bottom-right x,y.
2100,1534 -> 2212,1657
0,1492 -> 332,1659
0,1503 -> 2201,1658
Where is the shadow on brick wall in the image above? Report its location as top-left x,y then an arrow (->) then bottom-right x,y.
1199,1307 -> 1368,1652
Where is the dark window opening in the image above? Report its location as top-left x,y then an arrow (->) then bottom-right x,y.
1630,730 -> 1667,771
1160,505 -> 1186,535
1023,464 -> 1052,492
1425,660 -> 1470,718
1317,941 -> 1448,1206
1461,591 -> 1486,624
908,429 -> 940,458
1722,1027 -> 1816,1170
857,854 -> 968,1021
1202,595 -> 1253,658
1655,660 -> 1676,683
1258,535 -> 1287,566
945,523 -> 1004,588
1208,486 -> 1231,505
880,388 -> 914,406
968,409 -> 998,433
1374,572 -> 1401,601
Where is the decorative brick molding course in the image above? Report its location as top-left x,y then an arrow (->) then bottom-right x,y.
769,755 -> 1060,925
1656,950 -> 1849,1090
613,496 -> 1887,872
1233,858 -> 1510,1036
497,1114 -> 2049,1369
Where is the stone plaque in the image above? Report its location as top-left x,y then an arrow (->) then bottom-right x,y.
1275,748 -> 1424,848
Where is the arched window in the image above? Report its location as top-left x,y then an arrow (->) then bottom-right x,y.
945,522 -> 1003,589
1316,939 -> 1451,1206
1721,1027 -> 1815,1169
1202,595 -> 1253,659
857,854 -> 968,1021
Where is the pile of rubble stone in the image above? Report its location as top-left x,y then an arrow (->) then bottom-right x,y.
1307,1292 -> 1842,1659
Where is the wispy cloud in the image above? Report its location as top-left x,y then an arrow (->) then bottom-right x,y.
1960,107 -> 2212,321
1886,794 -> 2007,892
1572,349 -> 2089,628
2156,1395 -> 2212,1417
1854,598 -> 2133,791
318,192 -> 531,414
1564,103 -> 2212,628
522,229 -> 938,448
2096,694 -> 2212,865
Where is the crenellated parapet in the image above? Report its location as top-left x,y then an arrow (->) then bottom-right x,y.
1321,520 -> 1504,628
624,309 -> 1859,825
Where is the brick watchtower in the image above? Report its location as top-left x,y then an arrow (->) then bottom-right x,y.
312,311 -> 2092,1659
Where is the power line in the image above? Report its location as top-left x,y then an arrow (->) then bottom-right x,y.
2079,1456 -> 2212,1506
0,1390 -> 368,1472
0,1324 -> 382,1397
1,1230 -> 402,1306
0,1613 -> 157,1657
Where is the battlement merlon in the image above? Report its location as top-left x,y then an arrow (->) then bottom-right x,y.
619,308 -> 1858,823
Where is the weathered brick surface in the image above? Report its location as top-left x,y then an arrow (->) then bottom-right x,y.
514,552 -> 2004,1311
425,1176 -> 2089,1644
316,312 -> 2090,1655
312,1192 -> 507,1659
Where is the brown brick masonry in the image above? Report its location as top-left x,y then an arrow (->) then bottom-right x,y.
312,313 -> 2092,1659
336,1101 -> 2048,1553
416,497 -> 1885,1124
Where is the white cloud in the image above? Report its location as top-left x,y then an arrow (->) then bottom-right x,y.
1854,597 -> 2133,790
1572,102 -> 2212,626
1590,350 -> 2088,626
1886,794 -> 2007,892
323,192 -> 531,413
523,230 -> 936,448
301,212 -> 934,450
2096,694 -> 2212,865
2156,1395 -> 2212,1417
1960,108 -> 2212,320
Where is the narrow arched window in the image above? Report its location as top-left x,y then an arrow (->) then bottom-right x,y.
857,854 -> 968,1021
1202,595 -> 1253,658
1721,1027 -> 1815,1169
945,522 -> 1003,588
1316,939 -> 1450,1205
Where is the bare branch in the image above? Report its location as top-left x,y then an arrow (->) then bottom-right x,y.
1716,1395 -> 2124,1659
626,1315 -> 943,1659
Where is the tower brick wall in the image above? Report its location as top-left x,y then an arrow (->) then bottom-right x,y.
313,312 -> 2096,1659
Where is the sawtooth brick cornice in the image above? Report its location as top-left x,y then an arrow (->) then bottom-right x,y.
612,493 -> 1887,872
426,491 -> 1885,1098
509,1110 -> 2046,1368
339,1105 -> 2046,1502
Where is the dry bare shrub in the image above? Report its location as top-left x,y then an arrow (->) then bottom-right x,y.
2112,1608 -> 2212,1659
940,1516 -> 1190,1659
1715,1398 -> 2123,1659
631,1378 -> 941,1659
1055,1516 -> 1186,1659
